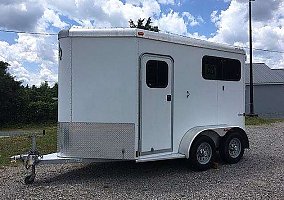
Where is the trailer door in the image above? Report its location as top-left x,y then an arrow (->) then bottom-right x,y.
140,55 -> 173,155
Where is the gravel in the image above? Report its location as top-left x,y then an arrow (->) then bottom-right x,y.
1,122 -> 284,199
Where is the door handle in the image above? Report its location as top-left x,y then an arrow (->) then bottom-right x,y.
167,95 -> 171,101
187,91 -> 190,98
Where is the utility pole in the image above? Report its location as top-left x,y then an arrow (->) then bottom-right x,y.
248,0 -> 257,117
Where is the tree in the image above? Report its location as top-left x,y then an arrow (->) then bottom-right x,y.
0,61 -> 27,125
129,17 -> 159,32
25,81 -> 58,123
0,61 -> 59,125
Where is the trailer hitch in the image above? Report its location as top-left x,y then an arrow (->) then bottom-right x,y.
11,130 -> 45,184
23,131 -> 45,184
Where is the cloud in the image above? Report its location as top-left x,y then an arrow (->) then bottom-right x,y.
182,12 -> 204,27
210,10 -> 220,24
210,0 -> 284,69
0,33 -> 58,86
246,0 -> 281,22
0,0 -> 27,6
46,0 -> 162,28
231,0 -> 282,22
210,1 -> 248,44
158,10 -> 187,34
157,10 -> 204,35
125,0 -> 175,6
7,61 -> 31,84
41,9 -> 69,30
0,1 -> 44,31
157,0 -> 175,5
100,0 -> 161,27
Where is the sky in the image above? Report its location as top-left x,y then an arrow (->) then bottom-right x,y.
0,0 -> 283,86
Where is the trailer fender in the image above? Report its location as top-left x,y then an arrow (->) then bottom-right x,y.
178,125 -> 245,158
224,127 -> 250,149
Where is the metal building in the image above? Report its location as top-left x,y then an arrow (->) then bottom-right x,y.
245,63 -> 284,118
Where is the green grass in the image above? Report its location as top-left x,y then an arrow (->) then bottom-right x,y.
245,117 -> 284,125
0,124 -> 57,167
0,122 -> 56,131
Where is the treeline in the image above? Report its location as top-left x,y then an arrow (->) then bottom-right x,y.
0,61 -> 57,126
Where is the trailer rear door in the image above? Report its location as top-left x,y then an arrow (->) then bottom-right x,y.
140,55 -> 173,155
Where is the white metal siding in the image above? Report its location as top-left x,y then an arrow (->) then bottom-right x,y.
138,38 -> 245,153
71,37 -> 138,123
207,51 -> 245,126
58,38 -> 72,122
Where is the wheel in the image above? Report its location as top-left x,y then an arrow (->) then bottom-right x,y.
24,174 -> 35,184
188,135 -> 216,171
219,132 -> 244,164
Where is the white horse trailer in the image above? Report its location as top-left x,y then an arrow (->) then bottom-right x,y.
15,27 -> 249,184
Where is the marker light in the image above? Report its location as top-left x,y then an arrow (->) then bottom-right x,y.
138,31 -> 144,36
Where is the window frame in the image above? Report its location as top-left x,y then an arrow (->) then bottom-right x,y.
202,55 -> 241,82
146,60 -> 169,88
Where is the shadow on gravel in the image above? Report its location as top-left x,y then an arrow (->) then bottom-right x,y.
35,158 -> 190,185
32,149 -> 283,188
34,156 -> 226,184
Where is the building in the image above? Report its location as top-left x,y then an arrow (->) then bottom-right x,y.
245,63 -> 284,118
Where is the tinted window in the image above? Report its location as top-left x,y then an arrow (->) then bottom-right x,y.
146,60 -> 168,88
202,56 -> 241,81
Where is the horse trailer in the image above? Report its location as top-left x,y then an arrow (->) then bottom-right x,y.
14,27 -> 249,184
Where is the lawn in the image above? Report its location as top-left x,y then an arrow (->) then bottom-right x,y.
245,117 -> 284,125
0,124 -> 57,166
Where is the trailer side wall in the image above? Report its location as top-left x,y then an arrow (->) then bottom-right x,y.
58,37 -> 72,122
58,36 -> 139,159
71,37 -> 138,123
137,37 -> 245,153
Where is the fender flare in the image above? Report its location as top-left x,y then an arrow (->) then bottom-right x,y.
178,125 -> 248,158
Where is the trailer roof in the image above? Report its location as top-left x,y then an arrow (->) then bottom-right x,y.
59,27 -> 245,55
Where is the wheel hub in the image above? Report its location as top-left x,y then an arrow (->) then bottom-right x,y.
196,142 -> 212,165
229,138 -> 241,158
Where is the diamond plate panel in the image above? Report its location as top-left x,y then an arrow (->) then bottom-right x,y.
57,122 -> 135,160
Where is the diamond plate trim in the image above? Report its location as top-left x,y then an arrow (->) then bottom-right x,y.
57,122 -> 135,160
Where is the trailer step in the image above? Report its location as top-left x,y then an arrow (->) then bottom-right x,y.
136,153 -> 185,163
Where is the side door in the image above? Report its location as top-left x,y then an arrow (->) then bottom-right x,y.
140,54 -> 173,155
217,58 -> 243,125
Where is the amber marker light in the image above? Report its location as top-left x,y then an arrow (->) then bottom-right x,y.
138,31 -> 144,36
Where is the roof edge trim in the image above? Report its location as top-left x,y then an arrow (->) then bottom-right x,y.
58,27 -> 245,55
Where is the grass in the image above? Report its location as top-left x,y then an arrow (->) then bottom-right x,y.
245,117 -> 284,125
0,124 -> 57,167
0,122 -> 56,131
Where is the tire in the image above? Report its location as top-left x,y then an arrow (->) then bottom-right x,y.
188,135 -> 216,171
219,132 -> 244,164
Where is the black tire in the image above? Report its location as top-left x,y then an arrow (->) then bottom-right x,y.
219,132 -> 244,164
24,174 -> 35,185
188,135 -> 216,171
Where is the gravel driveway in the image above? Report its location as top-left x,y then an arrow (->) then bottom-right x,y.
1,122 -> 284,199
